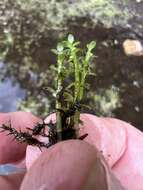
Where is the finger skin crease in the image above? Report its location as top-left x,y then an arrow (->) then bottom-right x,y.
112,126 -> 128,169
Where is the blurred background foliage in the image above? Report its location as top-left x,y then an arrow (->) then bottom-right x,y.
0,0 -> 129,61
0,0 -> 143,129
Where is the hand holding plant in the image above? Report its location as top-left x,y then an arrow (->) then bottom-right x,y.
0,112 -> 126,190
0,34 -> 96,148
1,111 -> 143,190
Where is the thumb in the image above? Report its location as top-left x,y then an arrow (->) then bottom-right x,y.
21,140 -> 125,190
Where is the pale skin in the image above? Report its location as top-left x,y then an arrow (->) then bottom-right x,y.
0,111 -> 143,190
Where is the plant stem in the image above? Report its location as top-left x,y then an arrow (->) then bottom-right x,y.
56,52 -> 64,141
70,50 -> 81,136
79,42 -> 96,101
79,55 -> 89,101
73,53 -> 80,102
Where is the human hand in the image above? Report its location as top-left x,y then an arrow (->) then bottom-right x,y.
24,113 -> 143,190
0,112 -> 124,190
0,112 -> 143,190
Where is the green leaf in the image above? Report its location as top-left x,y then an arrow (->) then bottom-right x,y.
44,87 -> 56,94
89,72 -> 96,77
66,82 -> 75,90
87,41 -> 96,51
63,92 -> 74,102
68,34 -> 74,44
50,65 -> 58,71
81,104 -> 92,110
51,49 -> 58,55
57,43 -> 64,52
73,41 -> 80,46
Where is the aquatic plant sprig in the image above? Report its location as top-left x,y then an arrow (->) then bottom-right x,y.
52,34 -> 96,138
54,43 -> 67,140
62,35 -> 96,134
79,41 -> 96,101
0,34 -> 96,148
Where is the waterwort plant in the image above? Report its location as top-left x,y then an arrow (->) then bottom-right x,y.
0,35 -> 96,148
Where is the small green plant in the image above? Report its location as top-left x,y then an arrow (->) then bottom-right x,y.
0,35 -> 96,148
52,34 -> 96,141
